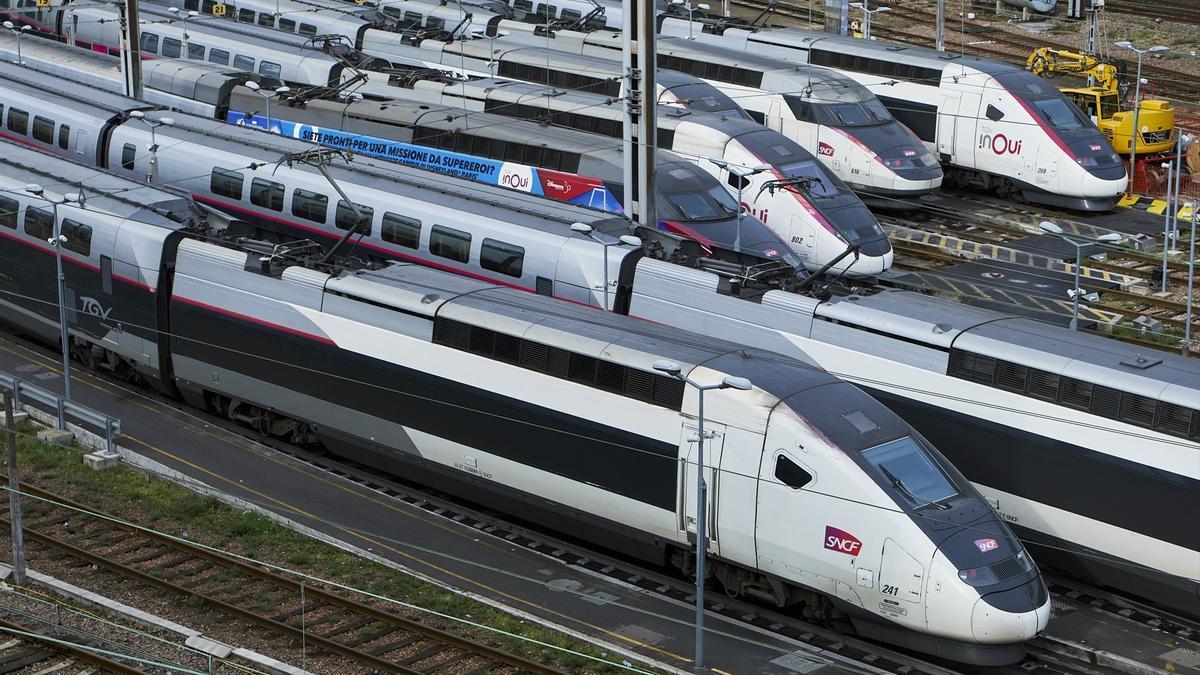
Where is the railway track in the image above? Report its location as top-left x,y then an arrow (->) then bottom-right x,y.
0,615 -> 147,673
0,481 -> 568,675
1103,0 -> 1200,26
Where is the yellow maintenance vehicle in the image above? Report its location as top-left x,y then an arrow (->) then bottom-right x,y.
1026,47 -> 1175,155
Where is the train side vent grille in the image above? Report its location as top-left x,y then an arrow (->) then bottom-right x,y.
993,361 -> 1028,393
432,318 -> 472,351
1118,392 -> 1157,427
1089,385 -> 1122,419
624,368 -> 656,403
1058,378 -> 1093,410
1025,370 -> 1060,401
947,349 -> 995,385
990,557 -> 1025,582
1155,402 -> 1196,439
535,276 -> 554,296
653,377 -> 686,410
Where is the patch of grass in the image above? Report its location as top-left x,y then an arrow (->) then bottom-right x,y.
8,425 -> 657,673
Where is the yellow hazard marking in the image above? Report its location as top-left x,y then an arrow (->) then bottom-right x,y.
1147,200 -> 1167,215
1118,194 -> 1141,208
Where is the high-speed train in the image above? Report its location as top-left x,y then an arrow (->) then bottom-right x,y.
0,64 -> 799,301
392,74 -> 893,275
0,35 -> 799,272
0,139 -> 1050,665
660,19 -> 1127,211
497,23 -> 944,200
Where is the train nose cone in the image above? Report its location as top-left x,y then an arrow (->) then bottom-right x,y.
970,577 -> 1051,644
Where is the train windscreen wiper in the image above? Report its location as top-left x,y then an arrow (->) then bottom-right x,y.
881,465 -> 951,510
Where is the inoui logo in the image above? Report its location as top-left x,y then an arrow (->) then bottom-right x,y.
824,526 -> 862,555
978,133 -> 1022,156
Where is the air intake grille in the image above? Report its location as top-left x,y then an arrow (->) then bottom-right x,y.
990,557 -> 1026,582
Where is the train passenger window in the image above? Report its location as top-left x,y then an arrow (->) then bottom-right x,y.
161,37 -> 182,59
480,239 -> 524,278
237,7 -> 255,22
188,42 -> 205,60
401,11 -> 421,27
208,48 -> 230,65
425,17 -> 444,31
429,225 -> 471,263
774,455 -> 812,490
233,54 -> 255,71
258,61 -> 282,80
381,212 -> 420,248
140,32 -> 159,55
257,12 -> 275,27
210,167 -> 244,199
0,196 -> 17,229
985,104 -> 1004,122
201,0 -> 216,12
299,23 -> 317,36
514,0 -> 532,12
22,206 -> 53,241
561,8 -> 581,20
121,143 -> 136,171
0,105 -> 5,125
58,124 -> 70,150
278,18 -> 296,31
222,3 -> 236,19
61,219 -> 92,256
184,0 -> 199,9
31,116 -> 54,144
291,188 -> 328,223
6,108 -> 27,135
250,177 -> 284,211
335,200 -> 374,234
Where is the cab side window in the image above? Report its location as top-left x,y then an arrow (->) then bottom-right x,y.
775,455 -> 812,489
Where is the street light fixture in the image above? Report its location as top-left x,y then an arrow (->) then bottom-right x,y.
167,7 -> 200,52
128,111 -> 175,183
471,30 -> 508,77
243,81 -> 292,133
651,359 -> 751,671
3,21 -> 32,66
670,0 -> 709,40
1114,41 -> 1168,195
849,1 -> 889,40
707,159 -> 772,252
24,184 -> 74,429
569,222 -> 642,311
1039,221 -> 1122,330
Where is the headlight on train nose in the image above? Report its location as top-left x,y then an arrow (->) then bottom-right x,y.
958,566 -> 1000,586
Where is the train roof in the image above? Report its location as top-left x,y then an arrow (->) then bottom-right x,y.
745,24 -> 1024,77
0,67 -> 619,232
0,60 -> 152,116
133,5 -> 347,60
818,290 -> 1200,407
0,143 -> 195,228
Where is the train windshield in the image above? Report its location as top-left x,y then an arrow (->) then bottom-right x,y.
993,70 -> 1092,132
669,82 -> 752,119
780,160 -> 839,198
814,100 -> 893,127
863,437 -> 957,508
659,164 -> 740,221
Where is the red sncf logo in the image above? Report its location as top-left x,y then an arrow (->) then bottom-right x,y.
824,526 -> 862,555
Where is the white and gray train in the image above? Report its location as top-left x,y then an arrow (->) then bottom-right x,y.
661,19 -> 1128,211
496,22 -> 945,200
0,139 -> 1053,666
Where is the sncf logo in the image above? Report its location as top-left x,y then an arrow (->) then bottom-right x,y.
824,526 -> 862,556
818,142 -> 835,157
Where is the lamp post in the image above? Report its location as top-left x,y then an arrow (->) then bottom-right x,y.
670,0 -> 709,40
849,1 -> 889,40
128,111 -> 175,183
3,22 -> 31,65
707,159 -> 771,252
569,222 -> 642,311
471,31 -> 508,77
1039,221 -> 1122,330
24,184 -> 73,429
167,7 -> 199,53
1114,41 -> 1168,195
651,359 -> 751,672
243,81 -> 291,133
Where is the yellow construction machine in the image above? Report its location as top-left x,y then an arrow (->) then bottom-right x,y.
1026,47 -> 1175,155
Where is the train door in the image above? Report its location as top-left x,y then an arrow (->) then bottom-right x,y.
767,99 -> 784,133
677,422 -> 726,558
936,91 -> 961,162
878,538 -> 927,622
957,92 -> 982,169
788,215 -> 816,266
1034,143 -> 1059,189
